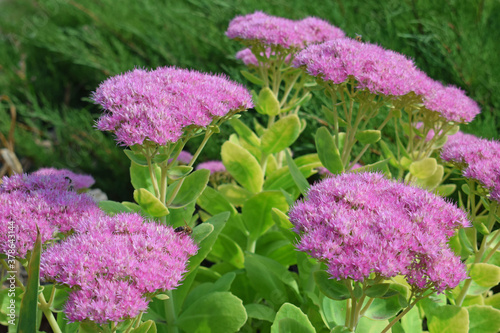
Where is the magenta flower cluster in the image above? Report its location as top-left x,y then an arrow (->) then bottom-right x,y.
289,172 -> 469,292
41,213 -> 198,323
196,160 -> 226,175
0,172 -> 101,259
293,38 -> 480,123
227,11 -> 345,49
168,150 -> 193,165
32,168 -> 95,190
92,67 -> 253,146
441,132 -> 500,202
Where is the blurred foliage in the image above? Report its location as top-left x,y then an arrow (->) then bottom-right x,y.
0,0 -> 498,200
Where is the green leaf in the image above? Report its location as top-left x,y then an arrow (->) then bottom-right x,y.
468,263 -> 500,288
364,283 -> 391,298
245,304 -> 276,322
98,200 -> 133,215
241,70 -> 264,86
167,166 -> 193,180
356,317 -> 391,333
130,320 -> 157,333
427,305 -> 469,333
271,303 -> 315,333
436,184 -> 456,197
130,161 -> 161,193
321,297 -> 347,327
18,230 -> 41,333
124,149 -> 148,166
166,169 -> 210,208
379,140 -> 399,168
210,233 -> 245,268
281,93 -> 312,113
271,208 -> 296,242
183,272 -> 237,311
285,150 -> 309,195
484,293 -> 500,310
363,295 -> 403,320
191,223 -> 214,244
229,118 -> 261,148
264,154 -> 321,191
467,305 -> 500,333
257,87 -> 280,116
415,165 -> 443,190
315,127 -> 344,175
458,228 -> 474,254
472,216 -> 490,235
355,130 -> 381,145
409,158 -> 438,179
401,306 -> 423,333
197,186 -> 238,218
133,188 -> 169,217
243,191 -> 289,239
313,271 -> 350,300
176,292 -> 247,333
261,115 -> 301,154
78,322 -> 102,333
218,184 -> 253,207
352,158 -> 391,175
222,141 -> 263,193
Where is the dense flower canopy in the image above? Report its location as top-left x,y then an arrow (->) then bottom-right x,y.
289,172 -> 469,292
441,132 -> 500,202
0,173 -> 101,258
32,168 -> 95,190
293,38 -> 422,96
93,67 -> 253,146
41,213 -> 198,323
227,11 -> 345,49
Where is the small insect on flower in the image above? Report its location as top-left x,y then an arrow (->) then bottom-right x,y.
174,220 -> 193,235
355,33 -> 362,42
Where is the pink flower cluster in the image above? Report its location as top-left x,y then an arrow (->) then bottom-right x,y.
441,132 -> 500,202
289,172 -> 469,292
227,11 -> 345,49
41,213 -> 198,323
0,173 -> 101,258
168,150 -> 193,165
93,67 -> 253,146
196,160 -> 226,175
294,39 -> 480,123
32,168 -> 95,189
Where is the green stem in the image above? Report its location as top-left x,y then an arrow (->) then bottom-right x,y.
166,130 -> 213,206
164,290 -> 179,333
145,148 -> 160,198
247,236 -> 257,253
456,200 -> 498,306
38,292 -> 62,333
381,295 -> 427,333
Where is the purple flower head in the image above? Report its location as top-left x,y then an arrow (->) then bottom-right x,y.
41,213 -> 198,295
196,160 -> 226,175
64,280 -> 148,324
293,38 -> 422,97
227,11 -> 345,49
441,132 -> 500,202
0,173 -> 102,259
236,48 -> 259,67
168,150 -> 193,165
422,83 -> 480,123
1,173 -> 72,192
32,168 -> 95,190
289,172 -> 469,292
92,67 -> 253,146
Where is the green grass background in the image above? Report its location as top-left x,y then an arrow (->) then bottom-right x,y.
0,0 -> 498,200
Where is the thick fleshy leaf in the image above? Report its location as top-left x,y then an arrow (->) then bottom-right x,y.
209,233 -> 245,268
436,184 -> 456,197
467,305 -> 500,333
257,87 -> 280,116
241,70 -> 264,86
315,126 -> 344,175
363,295 -> 403,320
468,263 -> 500,288
182,273 -> 236,311
261,115 -> 301,154
130,320 -> 157,333
364,283 -> 391,298
355,130 -> 381,145
98,200 -> 133,215
130,161 -> 161,193
284,150 -> 310,195
229,118 -> 260,148
218,184 -> 253,207
409,158 -> 438,179
222,141 -> 263,193
166,169 -> 210,208
415,165 -> 443,189
427,305 -> 469,333
245,304 -> 276,322
134,188 -> 169,217
313,271 -> 350,301
271,303 -> 315,333
352,158 -> 391,175
401,306 -> 423,333
264,154 -> 321,191
167,166 -> 193,180
271,208 -> 296,242
124,149 -> 148,166
243,191 -> 289,239
18,230 -> 41,333
177,292 -> 247,333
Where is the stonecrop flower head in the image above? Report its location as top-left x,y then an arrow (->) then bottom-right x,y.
0,173 -> 101,259
41,213 -> 198,323
441,132 -> 500,202
227,11 -> 345,49
293,38 -> 422,97
168,150 -> 193,165
92,66 -> 253,146
289,172 -> 469,292
32,168 -> 95,190
196,160 -> 226,175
